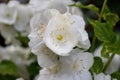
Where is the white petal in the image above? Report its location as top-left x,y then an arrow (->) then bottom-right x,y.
70,15 -> 90,50
37,43 -> 59,67
72,71 -> 92,80
94,73 -> 111,80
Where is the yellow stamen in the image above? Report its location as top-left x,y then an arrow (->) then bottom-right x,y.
73,63 -> 77,70
57,34 -> 63,41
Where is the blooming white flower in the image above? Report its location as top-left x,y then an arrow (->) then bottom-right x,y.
59,50 -> 94,74
94,73 -> 111,80
44,10 -> 90,56
8,0 -> 33,35
29,9 -> 90,56
36,50 -> 93,80
0,3 -> 17,25
94,46 -> 120,74
29,0 -> 82,15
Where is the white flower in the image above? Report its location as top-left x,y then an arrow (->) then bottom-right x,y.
94,73 -> 111,80
0,4 -> 17,25
29,9 -> 90,56
36,50 -> 93,80
37,69 -> 92,80
44,10 -> 90,56
8,0 -> 33,35
29,0 -> 82,15
59,50 -> 94,74
94,46 -> 120,74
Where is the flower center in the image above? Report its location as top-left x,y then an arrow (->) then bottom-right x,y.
73,63 -> 77,70
57,34 -> 63,41
6,13 -> 10,17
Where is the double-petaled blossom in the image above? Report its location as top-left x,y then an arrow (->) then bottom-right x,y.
44,10 -> 90,56
29,9 -> 90,56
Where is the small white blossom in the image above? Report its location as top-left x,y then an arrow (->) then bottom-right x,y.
8,0 -> 33,35
59,50 -> 94,74
0,4 -> 17,25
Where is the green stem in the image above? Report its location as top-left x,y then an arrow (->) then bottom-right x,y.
99,0 -> 108,21
102,53 -> 115,73
89,0 -> 108,52
89,35 -> 96,52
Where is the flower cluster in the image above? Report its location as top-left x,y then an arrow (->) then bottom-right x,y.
29,0 -> 115,80
0,0 -> 119,80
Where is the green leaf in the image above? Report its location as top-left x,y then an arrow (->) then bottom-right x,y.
88,19 -> 116,43
16,32 -> 29,47
101,44 -> 111,58
102,36 -> 120,57
70,4 -> 99,13
0,60 -> 18,77
103,13 -> 119,27
111,72 -> 120,80
27,61 -> 40,79
0,75 -> 17,80
90,57 -> 103,74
